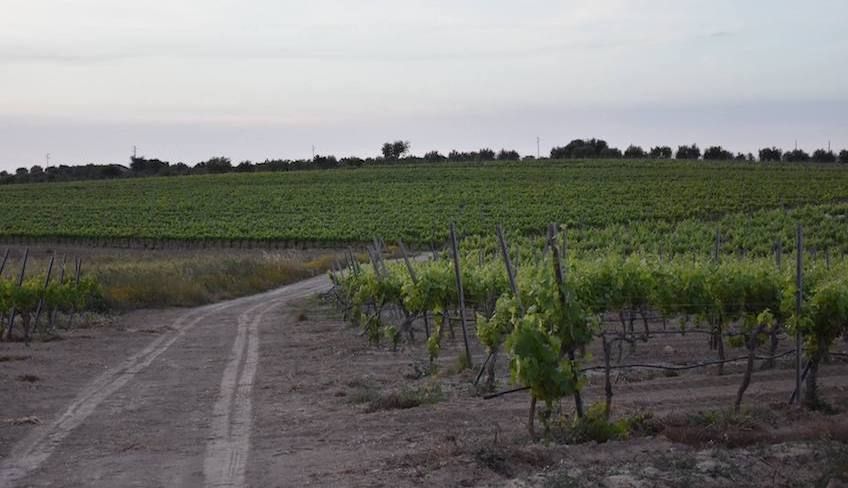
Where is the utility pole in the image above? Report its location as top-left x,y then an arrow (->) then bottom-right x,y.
536,136 -> 540,159
45,153 -> 50,169
133,145 -> 137,159
312,145 -> 316,160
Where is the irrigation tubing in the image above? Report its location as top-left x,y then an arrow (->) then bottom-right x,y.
483,349 -> 798,400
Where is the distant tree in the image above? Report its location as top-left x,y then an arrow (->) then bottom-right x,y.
571,145 -> 595,158
477,148 -> 496,161
258,159 -> 291,172
130,156 -> 170,175
235,161 -> 255,172
171,162 -> 191,175
734,153 -> 747,161
811,149 -> 837,163
45,165 -> 62,181
758,147 -> 783,162
675,144 -> 701,160
448,150 -> 478,162
381,140 -> 410,160
339,157 -> 365,167
312,154 -> 339,169
550,138 -> 609,159
649,146 -> 673,159
623,145 -> 646,159
100,165 -> 125,178
203,157 -> 233,174
522,155 -> 536,161
287,159 -> 309,171
584,138 -> 609,156
599,147 -> 622,159
839,150 -> 848,164
423,150 -> 447,163
15,167 -> 28,176
783,149 -> 811,162
549,146 -> 568,159
703,146 -> 734,160
496,149 -> 520,161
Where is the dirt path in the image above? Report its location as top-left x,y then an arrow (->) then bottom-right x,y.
0,274 -> 330,488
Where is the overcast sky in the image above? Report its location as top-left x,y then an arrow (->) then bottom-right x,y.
1,0 -> 846,169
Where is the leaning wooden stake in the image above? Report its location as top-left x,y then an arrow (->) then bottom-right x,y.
366,246 -> 385,279
28,255 -> 55,343
0,248 -> 9,276
496,225 -> 524,314
449,223 -> 473,369
4,248 -> 29,341
475,225 -> 524,387
399,240 -> 429,338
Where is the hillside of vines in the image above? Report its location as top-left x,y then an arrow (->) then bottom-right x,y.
2,160 -> 848,253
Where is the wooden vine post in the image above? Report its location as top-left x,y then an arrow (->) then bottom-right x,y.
549,223 -> 585,419
794,224 -> 803,404
398,240 -> 429,338
449,223 -> 473,369
714,227 -> 721,263
602,332 -> 613,418
67,257 -> 82,330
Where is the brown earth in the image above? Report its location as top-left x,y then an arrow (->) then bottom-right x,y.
1,275 -> 848,487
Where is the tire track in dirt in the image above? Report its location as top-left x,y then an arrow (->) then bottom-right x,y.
202,284 -> 322,488
0,274 -> 331,488
203,300 -> 274,487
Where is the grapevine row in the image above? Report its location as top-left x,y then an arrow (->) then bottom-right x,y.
331,228 -> 848,437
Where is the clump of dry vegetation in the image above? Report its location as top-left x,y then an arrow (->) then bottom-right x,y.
94,252 -> 337,309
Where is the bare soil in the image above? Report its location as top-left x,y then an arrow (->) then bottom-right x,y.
2,278 -> 847,487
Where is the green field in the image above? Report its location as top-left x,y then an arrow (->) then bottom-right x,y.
2,160 -> 848,254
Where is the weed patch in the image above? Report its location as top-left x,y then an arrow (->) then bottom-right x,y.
364,384 -> 444,413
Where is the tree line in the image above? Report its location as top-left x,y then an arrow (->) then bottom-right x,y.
2,139 -> 847,185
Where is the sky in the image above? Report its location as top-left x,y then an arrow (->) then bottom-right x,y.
0,0 -> 846,170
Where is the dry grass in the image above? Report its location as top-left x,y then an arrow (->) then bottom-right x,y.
93,253 -> 337,310
0,247 -> 345,311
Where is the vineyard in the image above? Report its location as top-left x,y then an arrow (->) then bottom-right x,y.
3,161 -> 848,485
329,225 -> 848,439
3,161 -> 848,255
